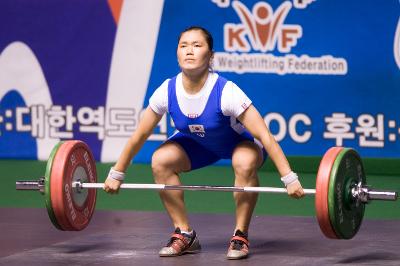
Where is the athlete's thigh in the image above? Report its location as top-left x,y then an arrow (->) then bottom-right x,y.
168,132 -> 220,171
152,140 -> 191,173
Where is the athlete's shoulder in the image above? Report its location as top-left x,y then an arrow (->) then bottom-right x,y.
211,72 -> 233,91
215,74 -> 239,92
213,72 -> 228,82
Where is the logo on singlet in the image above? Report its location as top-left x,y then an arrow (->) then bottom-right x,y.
188,113 -> 199,118
188,124 -> 205,137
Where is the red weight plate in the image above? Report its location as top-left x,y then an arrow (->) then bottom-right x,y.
50,141 -> 74,231
50,140 -> 97,231
315,147 -> 343,239
45,141 -> 64,230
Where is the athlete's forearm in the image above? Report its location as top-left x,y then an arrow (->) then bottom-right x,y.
238,105 -> 292,177
113,133 -> 149,172
114,107 -> 162,172
259,133 -> 292,177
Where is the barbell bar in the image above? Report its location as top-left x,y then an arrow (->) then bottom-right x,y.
16,179 -> 397,201
16,178 -> 316,194
15,140 -> 398,239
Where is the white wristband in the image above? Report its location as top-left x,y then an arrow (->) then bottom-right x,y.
108,167 -> 125,181
280,171 -> 298,187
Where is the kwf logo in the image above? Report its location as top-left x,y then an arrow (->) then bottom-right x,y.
224,1 -> 302,53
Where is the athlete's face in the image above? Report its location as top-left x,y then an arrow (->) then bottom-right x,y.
177,30 -> 213,75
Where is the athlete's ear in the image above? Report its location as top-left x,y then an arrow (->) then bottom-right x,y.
209,51 -> 214,71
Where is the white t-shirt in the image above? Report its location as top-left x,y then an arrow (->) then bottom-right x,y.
149,72 -> 252,118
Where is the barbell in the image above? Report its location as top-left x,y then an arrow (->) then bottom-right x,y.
16,140 -> 398,239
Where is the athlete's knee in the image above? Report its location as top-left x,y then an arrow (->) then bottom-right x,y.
232,142 -> 262,176
232,149 -> 261,186
233,151 -> 260,176
152,148 -> 173,178
233,159 -> 258,180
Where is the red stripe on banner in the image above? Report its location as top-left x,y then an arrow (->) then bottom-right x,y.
108,0 -> 124,25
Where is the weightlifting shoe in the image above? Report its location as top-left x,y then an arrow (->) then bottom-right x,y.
159,227 -> 201,257
226,229 -> 249,260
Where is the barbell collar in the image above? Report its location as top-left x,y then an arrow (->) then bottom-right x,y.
351,182 -> 398,203
367,190 -> 398,201
16,177 -> 45,194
